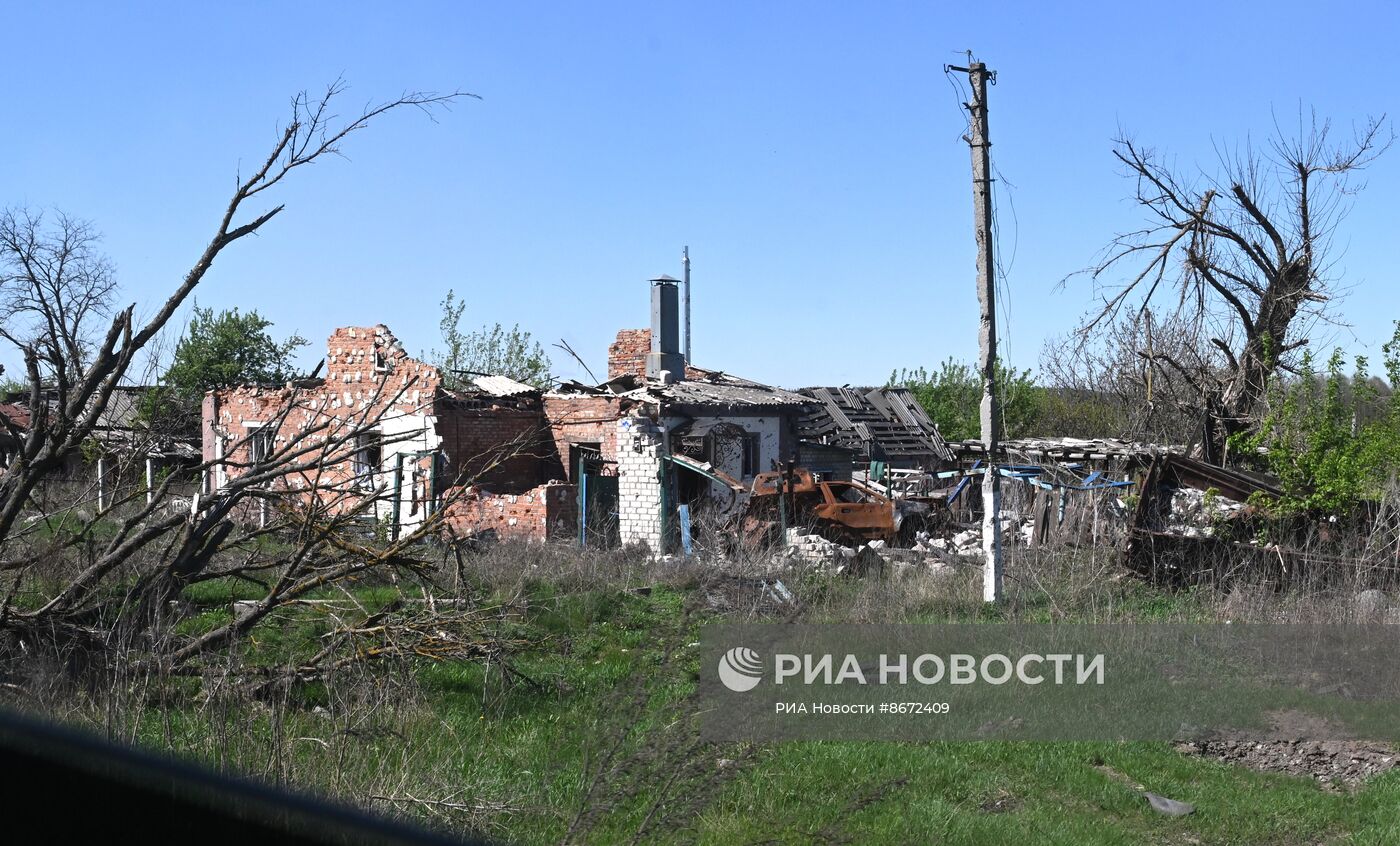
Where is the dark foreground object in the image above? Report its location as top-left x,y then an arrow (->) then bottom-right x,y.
0,708 -> 490,845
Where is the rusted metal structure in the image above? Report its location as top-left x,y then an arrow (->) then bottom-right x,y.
749,468 -> 930,544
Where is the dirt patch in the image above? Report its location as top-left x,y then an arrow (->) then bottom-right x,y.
1177,740 -> 1399,789
978,788 -> 1021,813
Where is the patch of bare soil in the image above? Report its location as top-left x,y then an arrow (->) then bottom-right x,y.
978,788 -> 1021,813
1176,740 -> 1399,789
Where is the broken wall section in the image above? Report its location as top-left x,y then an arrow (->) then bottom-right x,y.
616,416 -> 665,551
606,329 -> 706,381
435,404 -> 549,493
608,330 -> 652,380
207,325 -> 444,526
543,394 -> 624,480
441,480 -> 578,542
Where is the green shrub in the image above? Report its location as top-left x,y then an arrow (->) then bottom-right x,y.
1234,323 -> 1400,515
890,358 -> 1042,441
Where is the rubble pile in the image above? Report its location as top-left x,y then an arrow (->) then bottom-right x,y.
1165,487 -> 1246,538
919,528 -> 982,556
780,530 -> 856,565
910,513 -> 1037,557
778,529 -> 959,575
1178,740 -> 1398,789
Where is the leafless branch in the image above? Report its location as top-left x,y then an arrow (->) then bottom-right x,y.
1062,109 -> 1392,455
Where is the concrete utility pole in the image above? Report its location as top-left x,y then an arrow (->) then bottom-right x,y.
683,246 -> 692,363
948,57 -> 1004,603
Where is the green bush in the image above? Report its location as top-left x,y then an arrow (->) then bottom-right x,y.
890,358 -> 1042,441
1234,324 -> 1400,515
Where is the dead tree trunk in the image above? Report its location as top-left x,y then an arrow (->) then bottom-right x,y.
1074,113 -> 1391,459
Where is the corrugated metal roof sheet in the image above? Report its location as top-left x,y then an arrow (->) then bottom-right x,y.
94,387 -> 146,430
551,367 -> 811,409
641,378 -> 813,408
468,375 -> 540,397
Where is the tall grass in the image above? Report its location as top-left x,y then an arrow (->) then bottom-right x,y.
4,531 -> 1400,843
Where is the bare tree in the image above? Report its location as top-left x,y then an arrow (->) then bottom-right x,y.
0,210 -> 118,381
1040,309 -> 1216,445
1072,111 -> 1391,460
0,81 -> 471,544
0,81 -> 497,668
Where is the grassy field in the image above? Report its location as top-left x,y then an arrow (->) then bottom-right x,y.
25,542 -> 1400,845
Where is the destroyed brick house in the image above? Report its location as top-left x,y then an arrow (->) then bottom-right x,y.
549,276 -> 815,550
202,325 -> 573,540
201,276 -> 961,553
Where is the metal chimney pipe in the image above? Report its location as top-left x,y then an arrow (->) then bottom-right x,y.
682,246 -> 691,364
647,274 -> 685,383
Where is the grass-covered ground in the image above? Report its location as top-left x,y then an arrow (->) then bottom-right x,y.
22,542 -> 1400,845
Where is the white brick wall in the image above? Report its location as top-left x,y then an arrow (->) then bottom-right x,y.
616,417 -> 664,552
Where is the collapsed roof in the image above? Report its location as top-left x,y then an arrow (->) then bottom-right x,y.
2,385 -> 200,459
796,386 -> 954,468
554,366 -> 812,414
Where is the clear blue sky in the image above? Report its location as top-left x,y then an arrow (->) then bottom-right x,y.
3,1 -> 1397,388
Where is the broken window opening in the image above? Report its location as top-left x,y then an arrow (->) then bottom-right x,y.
354,431 -> 383,487
372,345 -> 390,374
569,442 -> 604,480
248,426 -> 275,465
410,461 -> 426,515
741,432 -> 761,478
827,482 -> 874,504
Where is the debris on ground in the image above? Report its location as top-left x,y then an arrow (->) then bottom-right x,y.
978,788 -> 1021,814
1176,740 -> 1399,789
780,530 -> 857,565
1144,792 -> 1195,817
1164,487 -> 1245,538
778,528 -> 962,575
702,575 -> 800,615
1354,589 -> 1389,621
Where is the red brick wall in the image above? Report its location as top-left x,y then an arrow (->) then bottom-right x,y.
325,325 -> 440,396
208,325 -> 442,513
441,480 -> 577,541
206,324 -> 567,525
607,329 -> 650,380
606,328 -> 709,382
542,394 -> 623,480
434,407 -> 549,493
